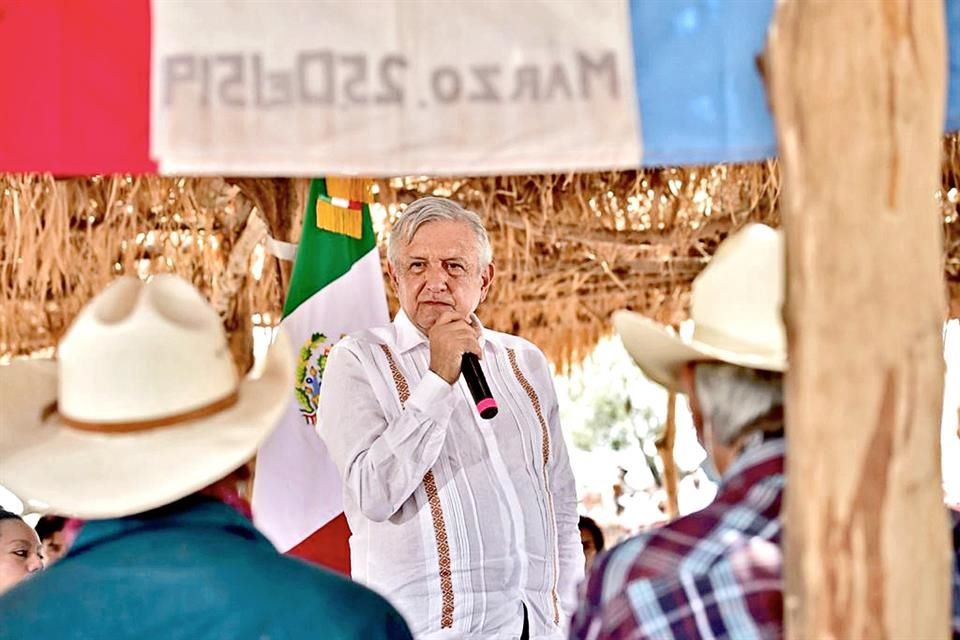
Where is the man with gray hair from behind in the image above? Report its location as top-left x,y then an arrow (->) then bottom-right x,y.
319,196 -> 583,639
572,224 -> 792,639
572,224 -> 960,639
692,363 -> 784,479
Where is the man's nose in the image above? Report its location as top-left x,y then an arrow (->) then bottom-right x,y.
27,555 -> 43,573
424,264 -> 449,290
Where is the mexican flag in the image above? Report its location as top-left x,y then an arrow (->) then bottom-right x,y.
252,178 -> 389,571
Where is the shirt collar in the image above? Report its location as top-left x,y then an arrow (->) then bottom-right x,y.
394,308 -> 488,354
68,496 -> 270,557
394,309 -> 428,354
721,436 -> 786,487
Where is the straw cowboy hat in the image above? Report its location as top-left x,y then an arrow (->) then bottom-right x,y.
614,223 -> 786,389
0,275 -> 292,519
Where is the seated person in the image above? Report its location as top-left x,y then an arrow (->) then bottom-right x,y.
34,515 -> 79,566
578,516 -> 605,573
0,509 -> 43,595
572,225 -> 960,638
0,275 -> 413,640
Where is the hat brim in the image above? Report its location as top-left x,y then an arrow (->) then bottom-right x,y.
613,310 -> 786,390
0,332 -> 293,519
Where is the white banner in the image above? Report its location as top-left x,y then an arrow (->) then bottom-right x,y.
150,0 -> 641,176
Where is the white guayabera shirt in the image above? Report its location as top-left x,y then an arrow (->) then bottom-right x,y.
319,311 -> 584,640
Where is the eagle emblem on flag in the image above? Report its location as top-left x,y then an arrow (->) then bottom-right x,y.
294,332 -> 333,425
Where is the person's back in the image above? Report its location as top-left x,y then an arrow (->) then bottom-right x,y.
571,438 -> 785,639
584,226 -> 960,639
575,465 -> 960,640
0,276 -> 413,640
0,497 -> 411,640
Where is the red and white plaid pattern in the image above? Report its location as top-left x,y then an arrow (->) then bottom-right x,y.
573,439 -> 960,640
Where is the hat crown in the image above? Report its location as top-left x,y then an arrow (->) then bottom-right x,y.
57,275 -> 238,424
690,224 -> 785,356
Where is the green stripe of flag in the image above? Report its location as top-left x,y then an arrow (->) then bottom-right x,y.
283,178 -> 378,317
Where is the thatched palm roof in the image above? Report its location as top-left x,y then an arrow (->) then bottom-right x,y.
2,133 -> 959,369
379,165 -> 780,366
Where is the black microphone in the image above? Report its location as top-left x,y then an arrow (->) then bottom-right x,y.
461,353 -> 498,419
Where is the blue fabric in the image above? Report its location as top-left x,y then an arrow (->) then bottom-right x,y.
631,0 -> 960,167
0,497 -> 413,640
948,0 -> 960,132
630,0 -> 777,166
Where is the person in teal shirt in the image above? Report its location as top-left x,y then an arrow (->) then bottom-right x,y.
0,495 -> 411,639
0,275 -> 412,640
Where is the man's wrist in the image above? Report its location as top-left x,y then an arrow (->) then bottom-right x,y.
429,364 -> 459,385
408,371 -> 459,423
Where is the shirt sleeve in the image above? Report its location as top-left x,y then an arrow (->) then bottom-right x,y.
543,358 -> 585,619
318,340 -> 458,523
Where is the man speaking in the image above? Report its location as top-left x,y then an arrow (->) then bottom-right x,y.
319,197 -> 582,639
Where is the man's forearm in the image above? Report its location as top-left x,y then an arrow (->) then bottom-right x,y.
343,374 -> 456,521
321,345 -> 458,522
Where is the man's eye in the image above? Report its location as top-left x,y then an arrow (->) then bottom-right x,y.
12,550 -> 28,558
447,263 -> 465,273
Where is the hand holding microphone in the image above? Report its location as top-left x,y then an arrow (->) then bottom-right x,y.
428,311 -> 498,420
461,352 -> 498,419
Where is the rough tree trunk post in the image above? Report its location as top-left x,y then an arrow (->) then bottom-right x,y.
765,1 -> 952,638
229,178 -> 309,293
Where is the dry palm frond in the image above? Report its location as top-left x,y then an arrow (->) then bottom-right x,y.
3,131 -> 960,369
377,162 -> 780,367
0,175 -> 281,372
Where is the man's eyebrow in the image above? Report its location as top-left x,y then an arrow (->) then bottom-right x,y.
405,255 -> 468,264
8,539 -> 33,546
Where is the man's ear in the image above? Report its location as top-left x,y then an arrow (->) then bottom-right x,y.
679,363 -> 705,437
678,362 -> 696,396
479,261 -> 495,303
387,261 -> 400,294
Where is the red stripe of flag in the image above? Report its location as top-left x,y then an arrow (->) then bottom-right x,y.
286,512 -> 352,575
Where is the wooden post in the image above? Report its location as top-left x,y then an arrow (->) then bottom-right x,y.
765,1 -> 951,638
656,390 -> 680,519
229,178 -> 309,292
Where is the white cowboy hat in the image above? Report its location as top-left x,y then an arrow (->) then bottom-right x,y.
0,275 -> 292,519
613,223 -> 786,389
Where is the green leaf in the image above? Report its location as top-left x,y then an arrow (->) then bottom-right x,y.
294,387 -> 312,411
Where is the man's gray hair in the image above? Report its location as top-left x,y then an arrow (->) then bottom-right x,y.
387,196 -> 493,269
693,363 -> 784,446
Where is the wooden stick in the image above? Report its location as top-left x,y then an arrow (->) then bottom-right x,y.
656,390 -> 680,520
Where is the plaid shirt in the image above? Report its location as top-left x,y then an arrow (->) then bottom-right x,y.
573,439 -> 960,640
571,438 -> 786,640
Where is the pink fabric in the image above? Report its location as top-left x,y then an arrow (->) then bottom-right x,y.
202,482 -> 253,520
0,0 -> 155,174
62,518 -> 84,547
